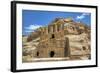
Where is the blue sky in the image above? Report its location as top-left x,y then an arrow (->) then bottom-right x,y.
22,10 -> 91,35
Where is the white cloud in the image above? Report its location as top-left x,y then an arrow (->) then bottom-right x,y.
25,24 -> 42,33
76,13 -> 89,20
24,30 -> 33,33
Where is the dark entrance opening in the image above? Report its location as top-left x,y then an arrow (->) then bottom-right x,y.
51,34 -> 55,39
50,51 -> 55,57
36,51 -> 39,56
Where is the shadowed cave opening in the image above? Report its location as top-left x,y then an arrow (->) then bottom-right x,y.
51,34 -> 55,39
50,51 -> 55,57
36,51 -> 39,56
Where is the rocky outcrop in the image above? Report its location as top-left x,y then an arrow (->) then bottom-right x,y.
22,17 -> 91,62
27,30 -> 41,42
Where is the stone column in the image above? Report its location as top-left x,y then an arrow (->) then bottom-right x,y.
60,24 -> 62,31
55,24 -> 57,32
59,24 -> 61,31
57,24 -> 60,31
50,25 -> 53,33
62,24 -> 64,30
53,25 -> 54,32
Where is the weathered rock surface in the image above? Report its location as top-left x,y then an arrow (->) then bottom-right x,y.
22,18 -> 91,62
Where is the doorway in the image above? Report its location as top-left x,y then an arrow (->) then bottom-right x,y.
50,51 -> 55,57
